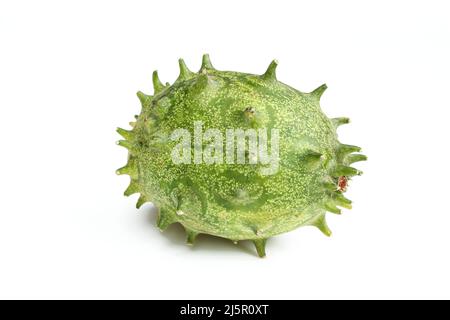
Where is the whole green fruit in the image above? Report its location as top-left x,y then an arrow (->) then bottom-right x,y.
117,54 -> 366,257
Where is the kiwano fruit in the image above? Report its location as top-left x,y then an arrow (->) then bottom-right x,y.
117,54 -> 366,257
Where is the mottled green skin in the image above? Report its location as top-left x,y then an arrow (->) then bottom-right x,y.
117,55 -> 366,256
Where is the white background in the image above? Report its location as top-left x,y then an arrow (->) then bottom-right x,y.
1,0 -> 449,299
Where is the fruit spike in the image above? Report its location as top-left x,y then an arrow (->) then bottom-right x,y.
310,213 -> 332,237
185,228 -> 199,245
177,58 -> 195,81
346,154 -> 368,164
310,84 -> 328,99
200,53 -> 214,71
261,60 -> 278,81
253,239 -> 267,258
116,127 -> 132,140
152,70 -> 166,94
136,91 -> 152,107
332,117 -> 350,128
117,55 -> 366,257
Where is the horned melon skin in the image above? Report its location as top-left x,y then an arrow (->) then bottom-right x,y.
117,54 -> 366,257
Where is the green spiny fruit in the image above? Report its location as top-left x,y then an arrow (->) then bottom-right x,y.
117,54 -> 366,257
